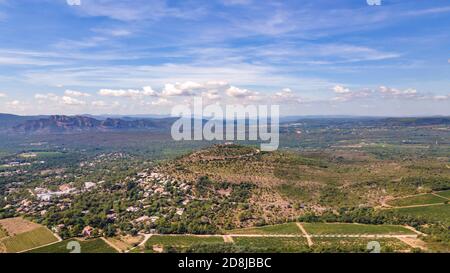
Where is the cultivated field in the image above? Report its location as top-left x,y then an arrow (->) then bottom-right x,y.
225,223 -> 301,235
387,194 -> 447,207
233,237 -> 309,253
145,235 -> 225,252
435,190 -> 450,199
1,227 -> 59,253
105,235 -> 144,252
0,217 -> 41,235
301,223 -> 416,235
0,218 -> 59,253
27,239 -> 117,253
312,238 -> 412,253
391,204 -> 450,225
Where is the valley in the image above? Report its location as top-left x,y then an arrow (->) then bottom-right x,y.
0,115 -> 448,253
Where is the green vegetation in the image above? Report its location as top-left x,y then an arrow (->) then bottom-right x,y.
391,204 -> 450,225
233,237 -> 309,253
1,227 -> 58,252
145,235 -> 224,252
27,238 -> 117,253
225,223 -> 301,235
302,223 -> 415,235
1,117 -> 449,253
387,194 -> 447,207
435,190 -> 450,199
312,238 -> 412,253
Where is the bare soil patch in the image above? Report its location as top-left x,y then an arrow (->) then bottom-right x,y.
0,218 -> 41,236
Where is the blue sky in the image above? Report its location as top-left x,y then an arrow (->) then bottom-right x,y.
0,0 -> 449,116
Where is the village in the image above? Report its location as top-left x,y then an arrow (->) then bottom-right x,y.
1,152 -> 197,239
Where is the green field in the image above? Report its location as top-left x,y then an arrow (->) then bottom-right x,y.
27,239 -> 117,253
312,238 -> 412,253
145,235 -> 224,252
233,237 -> 309,253
391,204 -> 450,225
387,194 -> 447,207
225,223 -> 301,235
435,190 -> 450,199
1,227 -> 59,253
302,223 -> 415,235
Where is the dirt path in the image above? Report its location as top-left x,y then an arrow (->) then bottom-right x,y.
296,223 -> 313,246
403,225 -> 426,236
384,203 -> 444,209
125,233 -> 152,253
398,237 -> 428,251
432,192 -> 450,201
100,237 -> 122,253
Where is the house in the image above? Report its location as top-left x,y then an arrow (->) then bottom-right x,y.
134,216 -> 150,223
82,226 -> 94,237
84,182 -> 96,190
126,206 -> 139,212
150,216 -> 160,223
37,193 -> 52,201
176,208 -> 185,216
59,184 -> 73,192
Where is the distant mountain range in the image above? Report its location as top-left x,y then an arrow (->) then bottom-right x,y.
0,113 -> 449,134
0,114 -> 176,134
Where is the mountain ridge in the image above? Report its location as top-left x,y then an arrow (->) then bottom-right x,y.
8,115 -> 176,134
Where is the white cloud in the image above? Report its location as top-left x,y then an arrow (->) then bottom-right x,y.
226,86 -> 258,98
202,90 -> 220,100
160,82 -> 203,97
7,100 -> 21,106
65,89 -> 91,97
274,88 -> 295,99
222,0 -> 252,6
0,92 -> 7,98
61,96 -> 86,105
150,98 -> 171,106
66,0 -> 81,6
74,0 -> 204,22
98,87 -> 157,98
432,95 -> 449,100
35,93 -> 86,106
271,88 -> 304,104
91,100 -> 108,107
99,89 -> 140,97
333,85 -> 351,94
35,93 -> 59,102
142,86 -> 157,96
379,86 -> 419,98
